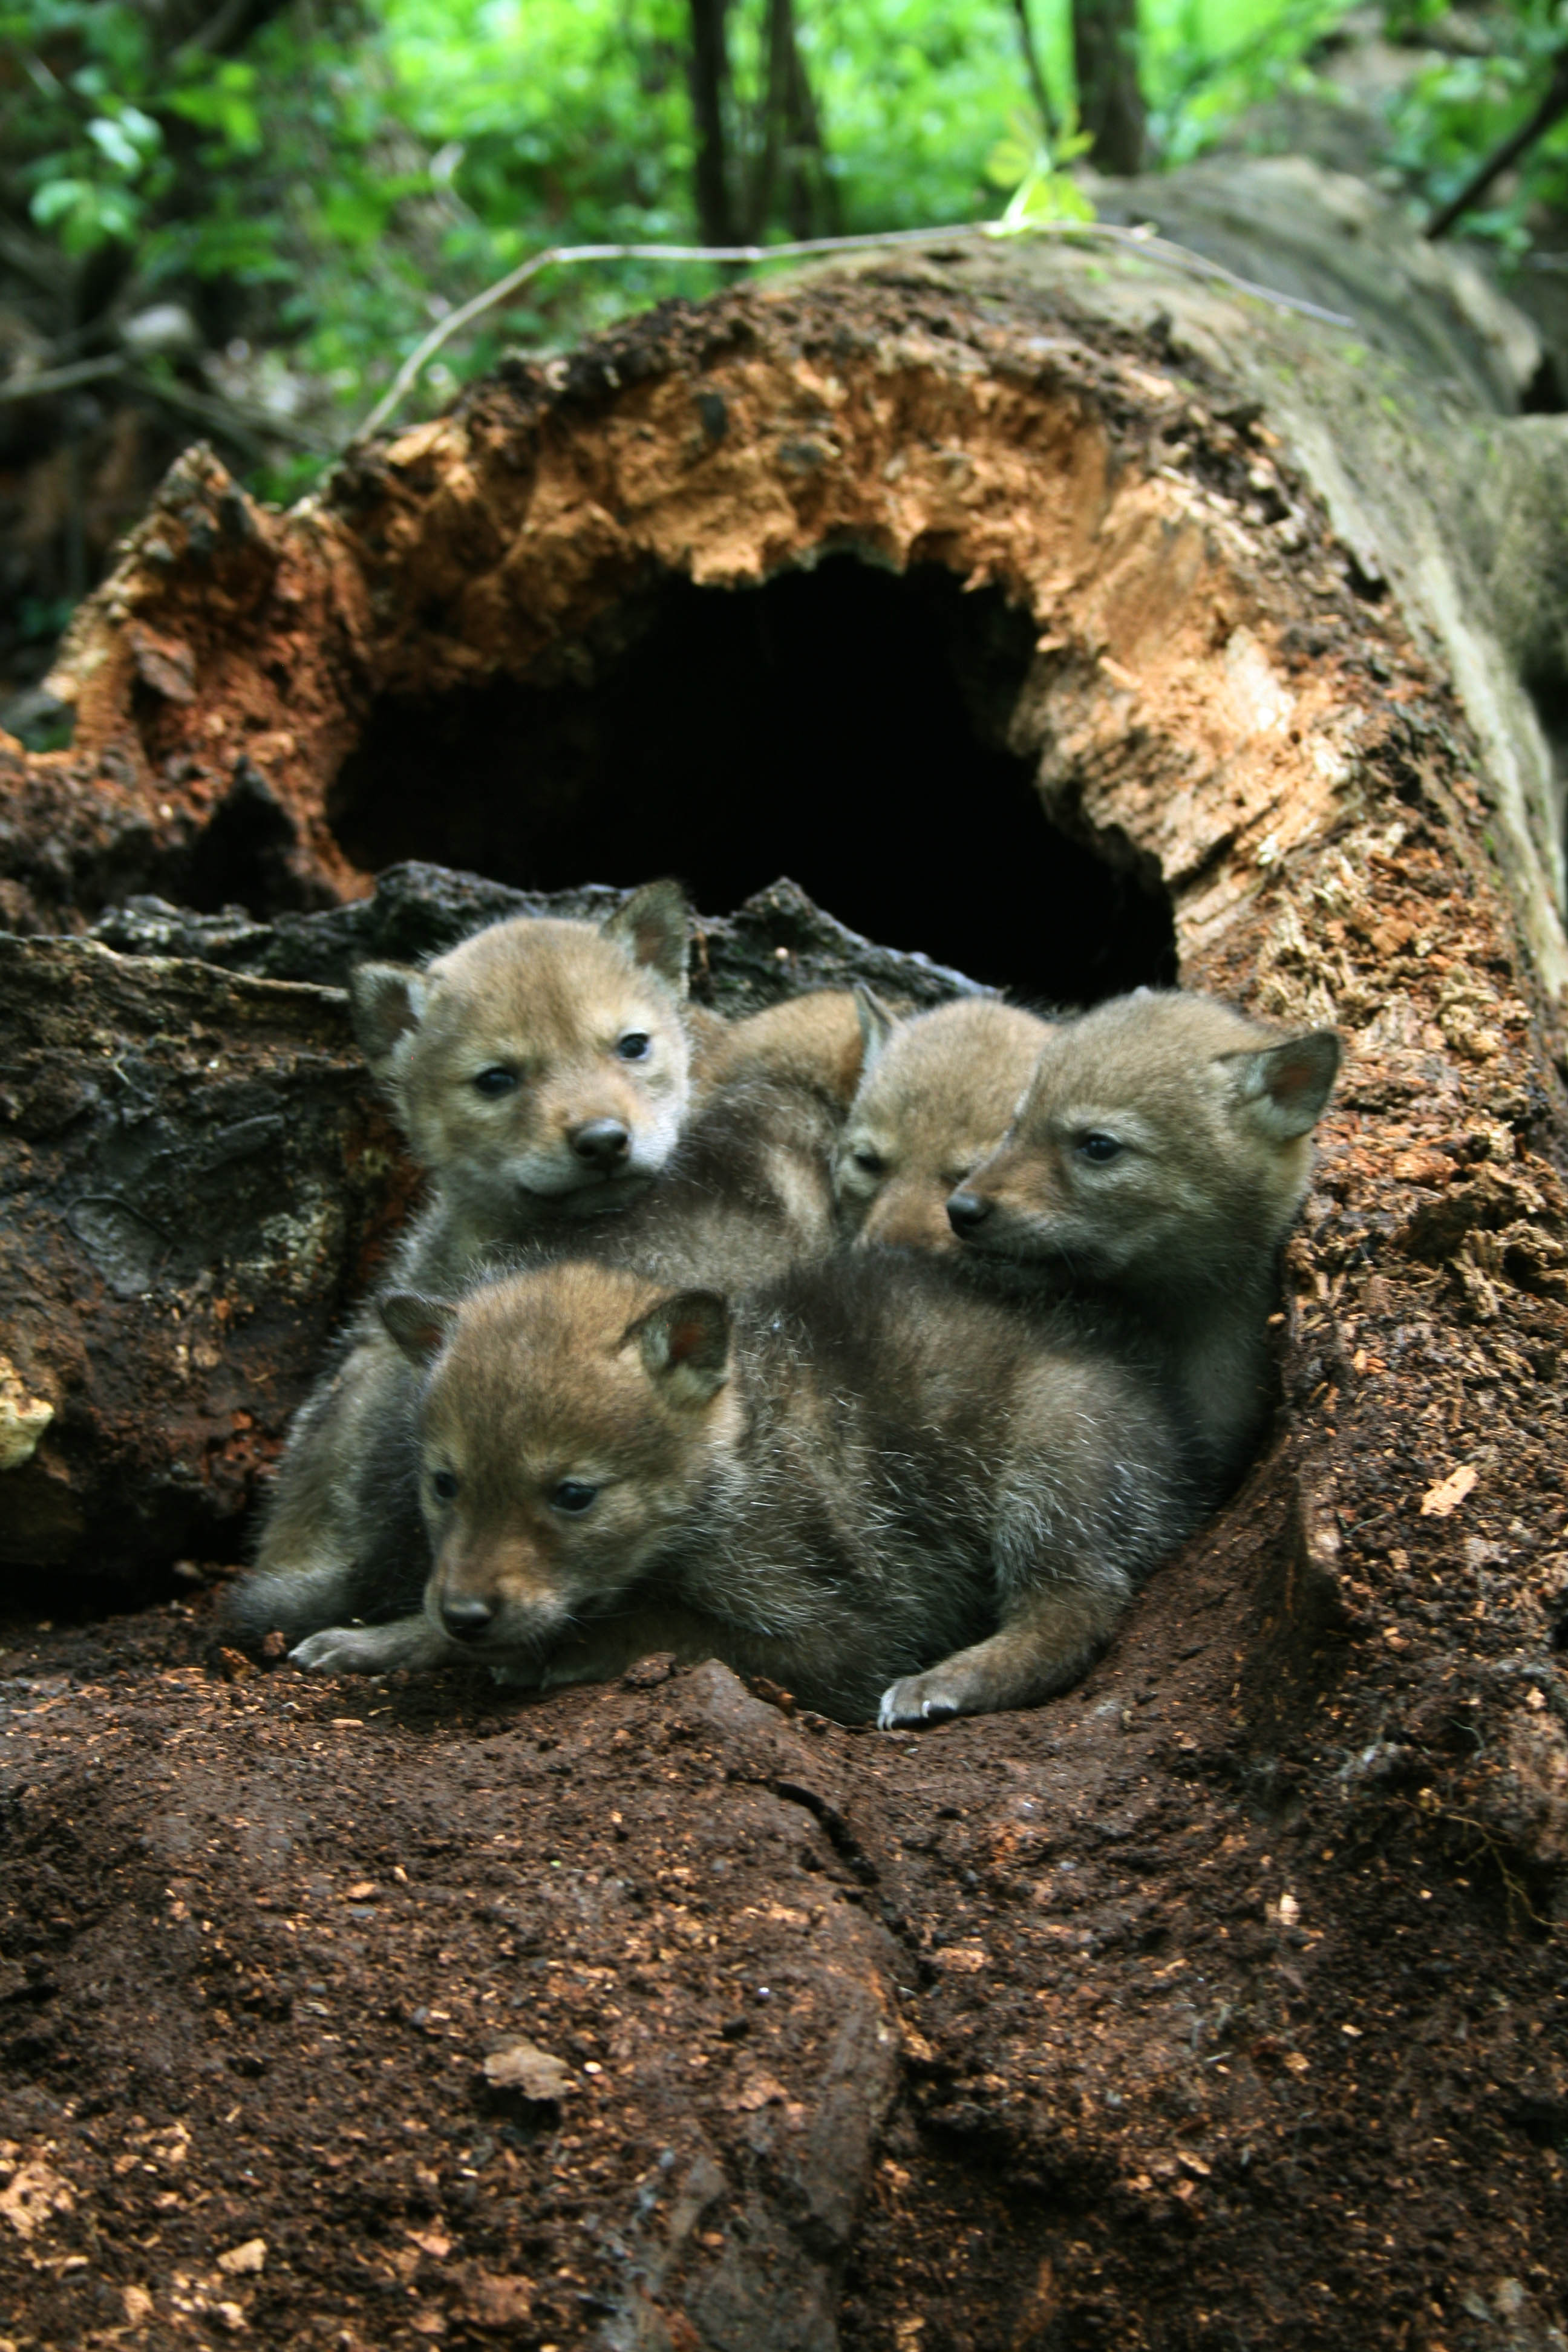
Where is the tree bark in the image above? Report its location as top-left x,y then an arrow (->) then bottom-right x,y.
1073,0 -> 1145,172
1,154 -> 1567,2351
686,0 -> 739,247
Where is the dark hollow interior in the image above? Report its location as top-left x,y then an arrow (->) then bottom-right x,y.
329,560 -> 1178,1002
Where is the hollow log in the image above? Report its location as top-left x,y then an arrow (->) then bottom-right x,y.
2,158 -> 1567,2349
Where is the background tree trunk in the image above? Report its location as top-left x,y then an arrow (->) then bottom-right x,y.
1072,0 -> 1146,172
687,0 -> 739,246
1,156 -> 1567,2351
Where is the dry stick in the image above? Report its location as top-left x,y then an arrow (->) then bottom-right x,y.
1425,49 -> 1568,241
353,223 -> 1352,446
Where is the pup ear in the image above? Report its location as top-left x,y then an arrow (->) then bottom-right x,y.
602,880 -> 691,996
350,962 -> 427,1073
853,984 -> 901,1074
627,1289 -> 732,1404
379,1292 -> 457,1366
1227,1030 -> 1342,1140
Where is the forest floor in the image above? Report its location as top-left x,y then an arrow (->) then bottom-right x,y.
2,1455 -> 1564,2352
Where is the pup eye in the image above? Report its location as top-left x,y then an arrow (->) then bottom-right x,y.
615,1032 -> 652,1062
430,1469 -> 459,1501
549,1480 -> 599,1514
472,1067 -> 518,1098
1077,1132 -> 1123,1163
851,1148 -> 886,1175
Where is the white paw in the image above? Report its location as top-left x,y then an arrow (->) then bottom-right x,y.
878,1675 -> 962,1731
290,1626 -> 387,1676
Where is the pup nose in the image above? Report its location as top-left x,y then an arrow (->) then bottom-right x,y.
569,1118 -> 631,1168
440,1596 -> 494,1642
947,1191 -> 991,1236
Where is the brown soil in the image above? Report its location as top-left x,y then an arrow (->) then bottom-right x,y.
2,1420 -> 1565,2352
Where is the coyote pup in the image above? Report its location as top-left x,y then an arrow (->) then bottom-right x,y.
947,990 -> 1341,1483
835,993 -> 1052,1249
233,883 -> 697,1646
289,1255 -> 1192,1726
693,988 -> 866,1109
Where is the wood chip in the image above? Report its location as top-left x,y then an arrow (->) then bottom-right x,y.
482,2039 -> 573,2104
465,2274 -> 535,2327
1420,1463 -> 1477,1518
216,2237 -> 266,2275
732,2073 -> 791,2112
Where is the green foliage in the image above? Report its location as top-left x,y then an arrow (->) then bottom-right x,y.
987,109 -> 1097,225
1388,2 -> 1568,253
3,0 -> 1565,504
1143,0 -> 1357,164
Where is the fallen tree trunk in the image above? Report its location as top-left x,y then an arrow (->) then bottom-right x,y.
1,157 -> 1567,2351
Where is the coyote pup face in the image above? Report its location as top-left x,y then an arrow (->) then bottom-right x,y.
350,882 -> 693,1225
835,992 -> 1052,1250
382,1266 -> 737,1656
949,991 -> 1341,1293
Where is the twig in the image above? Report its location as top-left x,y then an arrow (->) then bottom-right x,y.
1010,0 -> 1060,142
1425,48 -> 1568,240
0,351 -> 331,455
0,224 -> 67,296
179,0 -> 255,56
353,221 -> 1353,445
126,368 -> 333,456
0,355 -> 128,407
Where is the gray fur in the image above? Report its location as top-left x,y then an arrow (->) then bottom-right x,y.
229,1063 -> 849,1655
952,989 -> 1341,1486
296,1252 -> 1196,1727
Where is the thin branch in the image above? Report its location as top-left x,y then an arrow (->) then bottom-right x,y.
0,348 -> 329,455
0,356 -> 128,407
0,225 -> 67,296
352,221 -> 1353,447
126,368 -> 333,454
1426,48 -> 1568,240
1010,0 -> 1060,143
178,0 -> 254,55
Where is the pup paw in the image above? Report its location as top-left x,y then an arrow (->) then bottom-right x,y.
878,1673 -> 962,1731
290,1626 -> 388,1676
489,1661 -> 545,1690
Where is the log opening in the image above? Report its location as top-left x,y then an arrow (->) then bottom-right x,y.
325,558 -> 1178,1002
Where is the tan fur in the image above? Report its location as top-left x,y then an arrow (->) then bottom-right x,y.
693,990 -> 866,1109
836,996 -> 1052,1249
360,887 -> 694,1255
234,885 -> 698,1647
950,989 -> 1341,1481
232,1054 -> 852,1659
287,1253 -> 1194,1726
